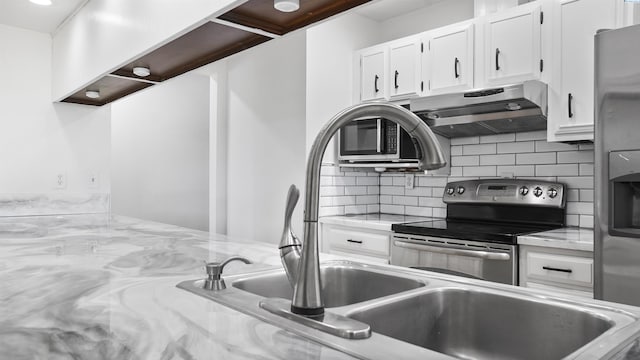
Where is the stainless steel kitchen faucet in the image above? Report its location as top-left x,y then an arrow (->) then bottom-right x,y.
280,102 -> 447,317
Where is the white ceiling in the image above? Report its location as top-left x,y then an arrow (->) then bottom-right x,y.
354,0 -> 448,22
0,0 -> 87,34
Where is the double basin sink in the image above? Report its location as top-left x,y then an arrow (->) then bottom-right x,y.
177,261 -> 640,359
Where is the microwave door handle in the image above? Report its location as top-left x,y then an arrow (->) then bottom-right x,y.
393,240 -> 511,261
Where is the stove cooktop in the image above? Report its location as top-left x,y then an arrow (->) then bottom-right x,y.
391,220 -> 562,245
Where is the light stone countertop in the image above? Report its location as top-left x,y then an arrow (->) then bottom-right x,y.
518,227 -> 594,252
319,213 -> 435,232
0,214 -> 357,360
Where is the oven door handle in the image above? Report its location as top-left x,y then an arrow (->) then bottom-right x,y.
393,240 -> 511,261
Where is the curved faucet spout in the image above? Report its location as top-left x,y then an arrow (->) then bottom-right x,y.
290,102 -> 447,317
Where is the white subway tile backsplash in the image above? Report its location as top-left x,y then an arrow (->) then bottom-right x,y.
380,204 -> 404,214
516,130 -> 547,141
419,197 -> 445,208
405,187 -> 431,197
321,136 -> 595,228
418,176 -> 448,187
517,152 -> 556,165
345,186 -> 367,196
580,189 -> 594,202
345,205 -> 368,214
580,163 -> 594,176
380,177 -> 393,186
536,164 -> 579,177
392,176 -> 406,186
462,143 -> 497,155
405,206 -> 433,217
451,136 -> 480,145
356,176 -> 378,186
463,166 -> 497,177
380,186 -> 404,195
452,156 -> 480,166
393,196 -> 418,206
497,141 -> 535,154
334,176 -> 356,186
535,141 -> 579,152
567,202 -> 594,215
557,151 -> 594,164
497,165 -> 535,177
480,133 -> 516,143
480,154 -> 515,166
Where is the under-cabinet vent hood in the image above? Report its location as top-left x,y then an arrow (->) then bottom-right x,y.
410,80 -> 548,138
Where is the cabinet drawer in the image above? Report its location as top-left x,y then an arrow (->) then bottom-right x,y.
526,251 -> 593,288
327,227 -> 389,257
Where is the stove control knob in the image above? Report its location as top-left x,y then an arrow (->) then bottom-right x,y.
446,187 -> 455,196
457,186 -> 465,195
519,186 -> 529,196
548,188 -> 558,198
533,187 -> 543,197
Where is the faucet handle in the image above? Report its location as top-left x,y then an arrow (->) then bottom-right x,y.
279,184 -> 301,248
204,256 -> 252,291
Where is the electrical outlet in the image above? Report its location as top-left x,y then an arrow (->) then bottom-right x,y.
87,172 -> 99,189
54,173 -> 67,189
405,174 -> 415,190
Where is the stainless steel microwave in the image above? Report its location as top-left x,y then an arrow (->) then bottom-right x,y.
338,117 -> 419,162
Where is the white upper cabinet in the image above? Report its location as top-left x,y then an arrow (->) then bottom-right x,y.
483,2 -> 542,86
423,21 -> 475,95
388,36 -> 422,99
547,0 -> 617,142
360,46 -> 388,101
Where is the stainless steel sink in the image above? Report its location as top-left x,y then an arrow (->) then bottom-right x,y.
347,288 -> 614,360
232,264 -> 425,308
177,260 -> 640,360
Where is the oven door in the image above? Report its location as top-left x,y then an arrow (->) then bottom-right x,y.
339,118 -> 383,159
391,235 -> 517,285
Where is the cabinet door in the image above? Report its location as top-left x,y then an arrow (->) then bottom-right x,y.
360,47 -> 387,101
424,22 -> 475,94
548,0 -> 616,142
389,37 -> 421,99
485,2 -> 541,86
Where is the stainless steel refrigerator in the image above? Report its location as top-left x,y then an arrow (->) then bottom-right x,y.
595,24 -> 640,306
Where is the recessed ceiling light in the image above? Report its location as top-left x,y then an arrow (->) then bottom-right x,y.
29,0 -> 52,6
274,0 -> 299,12
132,66 -> 151,77
85,90 -> 100,99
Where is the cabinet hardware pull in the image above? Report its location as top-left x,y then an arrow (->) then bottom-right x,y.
394,70 -> 399,89
568,93 -> 574,118
454,57 -> 460,78
347,239 -> 363,244
495,48 -> 501,71
374,75 -> 379,93
542,266 -> 572,273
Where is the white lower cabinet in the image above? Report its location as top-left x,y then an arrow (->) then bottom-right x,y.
320,223 -> 390,264
519,245 -> 593,298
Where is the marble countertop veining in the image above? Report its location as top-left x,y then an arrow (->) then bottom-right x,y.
518,227 -> 594,252
0,214 -> 357,360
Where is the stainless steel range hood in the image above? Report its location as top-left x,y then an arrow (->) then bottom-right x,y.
410,80 -> 548,138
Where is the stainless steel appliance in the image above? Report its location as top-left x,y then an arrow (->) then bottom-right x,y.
594,24 -> 640,306
410,80 -> 548,138
391,179 -> 566,285
338,117 -> 419,164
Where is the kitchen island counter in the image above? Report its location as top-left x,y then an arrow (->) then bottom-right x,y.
0,214 -> 356,360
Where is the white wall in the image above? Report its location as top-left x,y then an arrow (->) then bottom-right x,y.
377,0 -> 475,42
111,74 -> 210,231
0,24 -> 110,196
197,31 -> 307,244
305,12 -> 380,163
